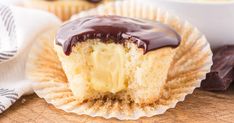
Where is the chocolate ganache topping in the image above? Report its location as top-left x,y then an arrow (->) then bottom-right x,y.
56,15 -> 181,55
86,0 -> 102,3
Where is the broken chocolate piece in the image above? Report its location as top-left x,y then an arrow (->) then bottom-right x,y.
201,45 -> 234,91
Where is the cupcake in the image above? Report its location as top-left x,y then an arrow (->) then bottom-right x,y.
26,0 -> 212,120
24,0 -> 112,21
54,15 -> 181,105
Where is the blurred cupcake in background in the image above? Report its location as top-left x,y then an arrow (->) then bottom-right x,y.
24,0 -> 113,21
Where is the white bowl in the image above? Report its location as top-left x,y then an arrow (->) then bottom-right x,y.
145,0 -> 234,48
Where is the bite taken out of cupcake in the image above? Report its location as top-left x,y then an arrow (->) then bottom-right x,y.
54,15 -> 181,105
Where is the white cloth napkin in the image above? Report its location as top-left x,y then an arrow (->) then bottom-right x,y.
0,4 -> 61,113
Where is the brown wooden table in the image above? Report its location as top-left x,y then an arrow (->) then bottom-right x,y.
1,84 -> 234,123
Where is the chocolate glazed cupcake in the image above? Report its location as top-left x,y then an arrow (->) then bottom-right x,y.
24,0 -> 112,21
26,0 -> 212,120
55,15 -> 181,105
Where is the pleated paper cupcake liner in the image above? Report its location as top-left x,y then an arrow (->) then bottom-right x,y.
24,0 -> 112,21
26,0 -> 213,120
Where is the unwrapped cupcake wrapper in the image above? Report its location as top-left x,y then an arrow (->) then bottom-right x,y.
26,0 -> 213,120
24,0 -> 112,21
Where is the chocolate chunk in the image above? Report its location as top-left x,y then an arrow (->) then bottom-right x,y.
201,45 -> 234,91
56,15 -> 181,55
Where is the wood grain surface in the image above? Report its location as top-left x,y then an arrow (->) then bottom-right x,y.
1,85 -> 234,123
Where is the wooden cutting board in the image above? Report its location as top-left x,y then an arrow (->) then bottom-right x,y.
1,85 -> 234,123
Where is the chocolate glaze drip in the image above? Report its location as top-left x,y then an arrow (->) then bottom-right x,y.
56,15 -> 181,55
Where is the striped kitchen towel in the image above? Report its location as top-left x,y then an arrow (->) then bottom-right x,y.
0,4 -> 61,113
0,5 -> 17,63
